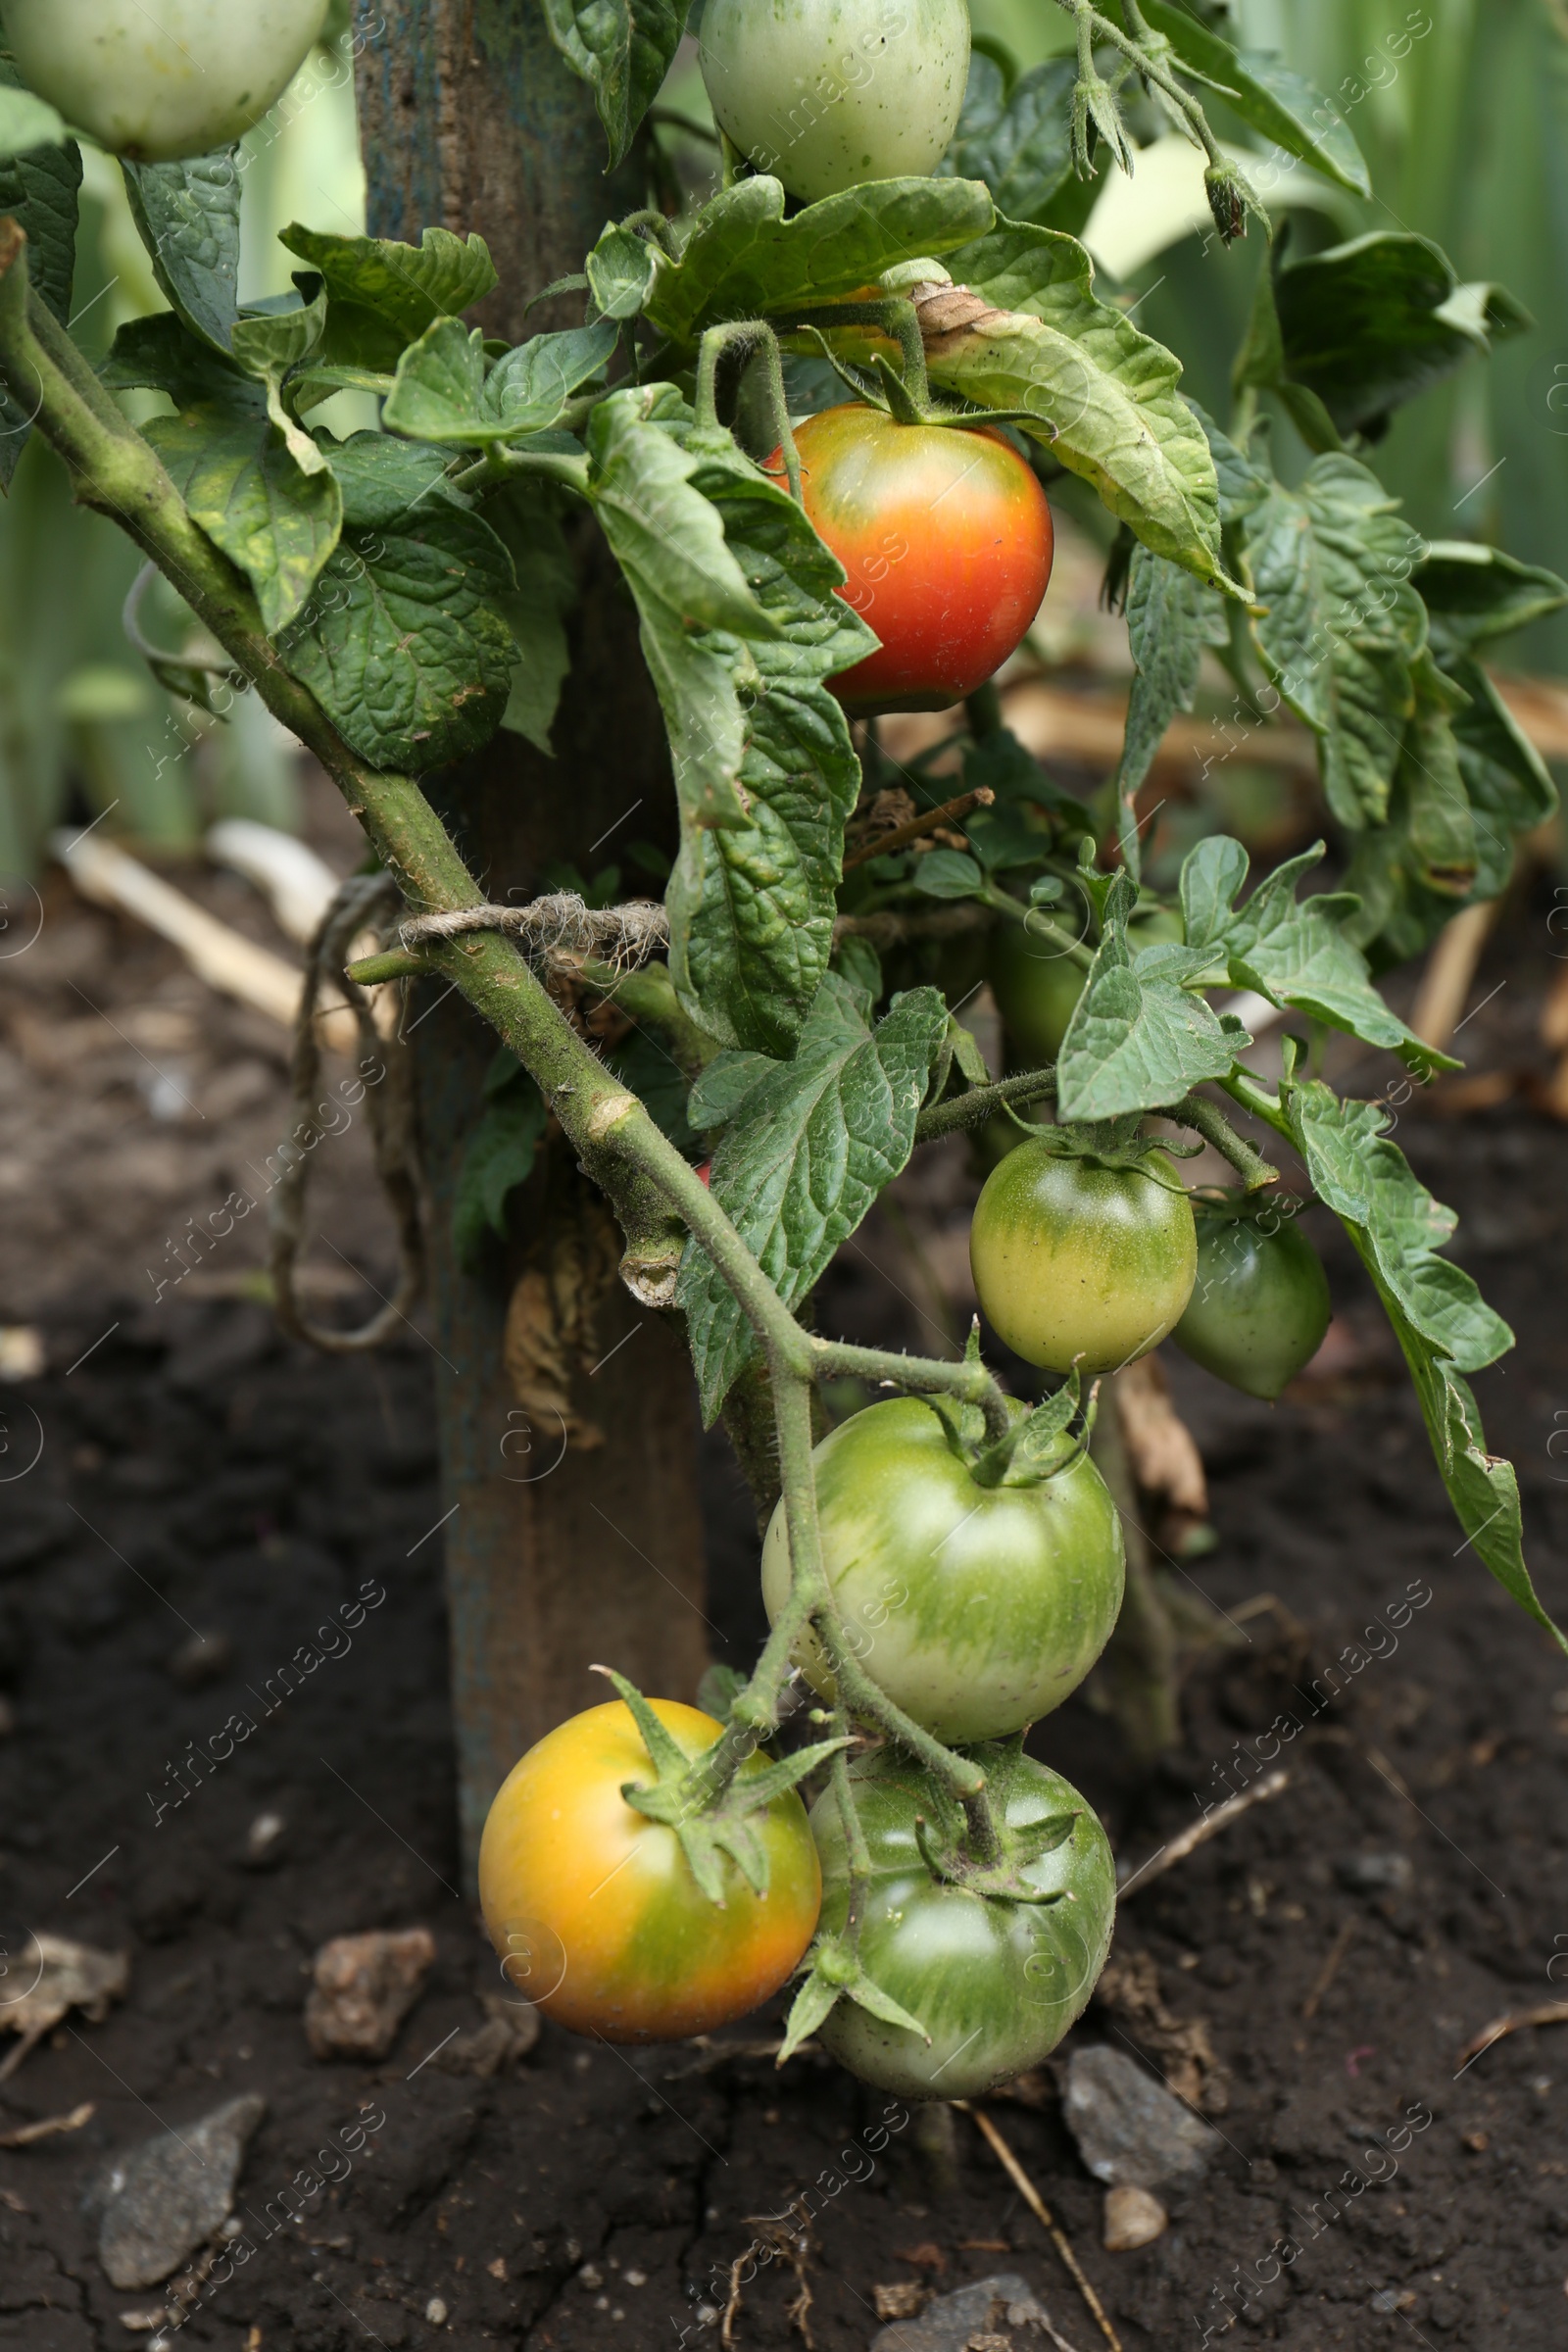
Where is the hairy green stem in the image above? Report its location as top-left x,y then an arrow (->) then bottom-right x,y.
1171,1090 -> 1280,1189
810,1337 -> 1011,1447
914,1066 -> 1057,1145
983,884 -> 1096,970
693,318 -> 802,502
1062,0 -> 1224,164
783,298 -> 932,410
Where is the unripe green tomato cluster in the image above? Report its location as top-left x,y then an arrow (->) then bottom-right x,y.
699,0 -> 971,202
0,0 -> 328,161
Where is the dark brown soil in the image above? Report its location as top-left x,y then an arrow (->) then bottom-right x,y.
3,859 -> 1568,2350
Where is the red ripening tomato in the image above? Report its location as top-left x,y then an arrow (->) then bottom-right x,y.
771,404 -> 1054,712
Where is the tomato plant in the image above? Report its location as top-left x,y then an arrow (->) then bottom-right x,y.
3,0 -> 1560,2103
0,0 -> 328,161
699,0 -> 970,204
780,404 -> 1054,712
971,1140 -> 1198,1374
759,1396 -> 1124,1742
807,1745 -> 1116,2099
1172,1194 -> 1333,1401
478,1695 -> 821,2042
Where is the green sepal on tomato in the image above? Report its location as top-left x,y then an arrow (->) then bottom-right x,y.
970,1133 -> 1198,1374
806,1744 -> 1116,2099
1171,1192 -> 1332,1400
759,1395 -> 1125,1743
773,405 -> 1054,714
477,1694 -> 821,2043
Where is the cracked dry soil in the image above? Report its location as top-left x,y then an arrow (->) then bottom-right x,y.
2,1059 -> 1568,2343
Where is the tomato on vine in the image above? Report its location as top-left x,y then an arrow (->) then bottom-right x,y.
774,405 -> 1054,713
1,0 -> 329,162
808,1746 -> 1116,2099
970,1138 -> 1198,1374
760,1396 -> 1124,1743
699,0 -> 971,204
478,1697 -> 820,2042
1171,1193 -> 1332,1400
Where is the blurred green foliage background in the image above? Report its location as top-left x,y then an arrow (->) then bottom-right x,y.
1,1 -> 1563,879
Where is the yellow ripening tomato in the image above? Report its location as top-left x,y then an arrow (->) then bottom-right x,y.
477,1698 -> 821,2043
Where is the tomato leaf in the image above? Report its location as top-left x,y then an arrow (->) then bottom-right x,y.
383,314 -> 617,446
1415,541 -> 1568,656
229,292 -> 332,478
1114,546 -> 1229,879
585,220 -> 660,320
924,222 -> 1230,592
101,313 -> 256,412
452,1068 -> 548,1271
687,1051 -> 779,1133
643,173 -> 994,347
1242,453 -> 1428,831
937,54 -> 1078,226
144,409 -> 343,638
678,977 -> 950,1423
485,480 -> 577,757
1133,0 -> 1370,196
0,70 -> 79,490
1179,835 -> 1455,1078
1056,873 -> 1242,1121
279,222 -> 498,369
277,431 -> 517,774
913,851 -> 984,900
1269,232 -> 1530,439
1282,1078 -> 1563,1654
541,0 -> 685,171
122,150 -> 242,355
1445,659 -> 1558,869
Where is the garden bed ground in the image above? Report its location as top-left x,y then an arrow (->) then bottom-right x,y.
2,859 -> 1567,2351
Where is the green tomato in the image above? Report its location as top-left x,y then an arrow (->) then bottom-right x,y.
970,1142 -> 1197,1374
1,0 -> 328,162
760,1397 -> 1124,1743
699,0 -> 970,204
1171,1199 -> 1332,1400
809,1748 -> 1116,2099
989,902 -> 1186,1071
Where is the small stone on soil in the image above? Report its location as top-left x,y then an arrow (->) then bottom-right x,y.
869,2275 -> 1052,2352
304,1927 -> 435,2060
424,2295 -> 448,2324
1335,1850 -> 1413,1892
95,2092 -> 266,2290
1062,2044 -> 1219,2191
1102,2183 -> 1168,2251
243,1810 -> 286,1867
165,1631 -> 233,1689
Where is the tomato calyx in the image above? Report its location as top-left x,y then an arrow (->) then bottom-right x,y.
593,1668 -> 847,1907
777,1930 -> 929,2067
911,1740 -> 1084,1905
1033,1113 -> 1202,1188
923,1326 -> 1092,1492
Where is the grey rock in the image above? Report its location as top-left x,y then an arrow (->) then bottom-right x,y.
96,2093 -> 266,2289
1336,1850 -> 1412,1893
869,2273 -> 1051,2352
1062,2045 -> 1218,2192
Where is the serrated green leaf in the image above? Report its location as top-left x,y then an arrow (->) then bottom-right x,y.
1056,873 -> 1240,1121
922,222 -> 1228,591
0,72 -> 79,490
1179,834 -> 1250,953
644,172 -> 994,347
1134,1 -> 1370,196
1282,1078 -> 1559,1651
1286,1079 -> 1508,1374
100,313 -> 257,412
453,1074 -> 547,1270
1186,397 -> 1268,529
279,222 -> 498,367
278,430 -> 517,774
1446,657 -> 1558,856
145,410 -> 342,637
913,850 -> 983,900
585,220 -> 659,320
122,150 -> 242,354
0,79 -> 66,163
677,977 -> 950,1422
384,314 -> 617,446
1415,542 -> 1568,657
1243,453 -> 1428,829
687,1050 -> 778,1133
542,0 -> 685,170
230,290 -> 331,477
937,54 -> 1077,225
1204,837 -> 1452,1076
1271,232 -> 1529,437
485,478 -> 577,756
1115,545 -> 1228,879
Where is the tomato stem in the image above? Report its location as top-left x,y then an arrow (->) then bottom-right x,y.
693,319 -> 802,502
